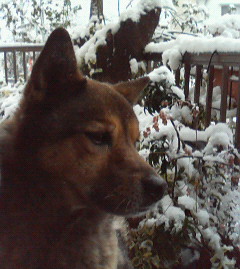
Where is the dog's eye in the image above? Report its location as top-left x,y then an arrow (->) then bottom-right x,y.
85,132 -> 112,146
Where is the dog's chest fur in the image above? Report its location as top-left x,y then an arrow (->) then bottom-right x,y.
47,212 -> 120,269
0,199 -> 124,269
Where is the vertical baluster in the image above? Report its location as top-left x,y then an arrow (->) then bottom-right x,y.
13,50 -> 17,83
205,65 -> 214,127
184,62 -> 191,99
23,51 -> 27,81
194,65 -> 202,104
235,67 -> 240,149
33,51 -> 36,63
220,66 -> 229,122
4,51 -> 8,84
175,68 -> 180,87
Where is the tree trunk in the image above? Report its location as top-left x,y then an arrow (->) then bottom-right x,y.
90,0 -> 103,19
95,7 -> 161,83
76,4 -> 161,83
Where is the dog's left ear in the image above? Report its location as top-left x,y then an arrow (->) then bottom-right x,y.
30,28 -> 84,95
113,77 -> 150,105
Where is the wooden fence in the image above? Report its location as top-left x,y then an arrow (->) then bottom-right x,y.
1,44 -> 240,148
0,44 -> 43,84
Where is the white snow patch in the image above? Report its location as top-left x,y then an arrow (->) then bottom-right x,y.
145,34 -> 240,70
195,210 -> 210,226
178,195 -> 196,211
129,58 -> 139,75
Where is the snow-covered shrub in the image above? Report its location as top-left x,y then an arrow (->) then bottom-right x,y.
206,14 -> 240,39
130,66 -> 240,269
153,1 -> 209,43
0,0 -> 81,43
0,83 -> 23,120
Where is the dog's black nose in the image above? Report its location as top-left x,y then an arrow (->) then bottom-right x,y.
142,175 -> 167,205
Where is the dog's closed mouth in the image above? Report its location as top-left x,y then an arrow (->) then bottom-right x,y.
89,174 -> 167,217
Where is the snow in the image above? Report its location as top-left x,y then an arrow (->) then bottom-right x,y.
0,43 -> 44,48
178,195 -> 196,211
206,14 -> 240,39
145,34 -> 240,70
75,0 -> 173,71
159,195 -> 185,230
149,65 -> 175,84
0,84 -> 23,120
148,66 -> 185,102
181,249 -> 200,267
162,47 -> 182,70
129,58 -> 139,75
120,0 -> 173,22
170,86 -> 185,100
75,22 -> 120,67
195,209 -> 210,226
165,205 -> 185,223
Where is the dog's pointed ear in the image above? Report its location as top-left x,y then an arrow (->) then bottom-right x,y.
30,28 -> 85,94
113,77 -> 150,105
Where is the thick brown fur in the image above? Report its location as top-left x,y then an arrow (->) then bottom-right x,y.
0,28 -> 166,269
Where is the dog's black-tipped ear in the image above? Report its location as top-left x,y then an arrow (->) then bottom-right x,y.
30,28 -> 84,93
113,77 -> 150,105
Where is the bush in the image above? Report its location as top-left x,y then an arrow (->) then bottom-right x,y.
129,66 -> 240,269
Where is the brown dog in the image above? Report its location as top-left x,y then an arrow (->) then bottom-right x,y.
0,28 -> 167,269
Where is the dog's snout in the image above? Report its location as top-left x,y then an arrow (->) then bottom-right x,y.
142,175 -> 167,204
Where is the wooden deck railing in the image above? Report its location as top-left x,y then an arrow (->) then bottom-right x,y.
1,44 -> 240,148
144,52 -> 240,149
0,44 -> 43,84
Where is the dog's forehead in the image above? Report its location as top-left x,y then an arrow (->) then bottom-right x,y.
82,79 -> 138,120
63,79 -> 140,140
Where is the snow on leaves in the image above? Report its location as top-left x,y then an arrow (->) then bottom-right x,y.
133,67 -> 240,268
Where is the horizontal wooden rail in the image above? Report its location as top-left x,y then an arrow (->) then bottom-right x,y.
2,45 -> 240,149
0,44 -> 43,84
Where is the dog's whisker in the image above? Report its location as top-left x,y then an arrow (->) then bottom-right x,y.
114,198 -> 127,212
125,200 -> 131,211
104,194 -> 116,200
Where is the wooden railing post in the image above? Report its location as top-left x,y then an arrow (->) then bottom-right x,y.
235,67 -> 240,149
184,62 -> 191,99
4,52 -> 8,84
147,60 -> 152,73
205,65 -> 214,127
175,68 -> 180,87
13,51 -> 17,83
220,66 -> 229,122
194,65 -> 202,104
23,51 -> 27,81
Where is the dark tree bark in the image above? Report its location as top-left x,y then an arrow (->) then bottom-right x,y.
74,6 -> 161,83
94,7 -> 161,83
90,0 -> 103,19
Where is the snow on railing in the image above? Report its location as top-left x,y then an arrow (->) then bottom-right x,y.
144,50 -> 240,149
1,42 -> 240,149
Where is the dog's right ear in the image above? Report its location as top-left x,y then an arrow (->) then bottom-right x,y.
30,28 -> 85,99
113,77 -> 150,105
